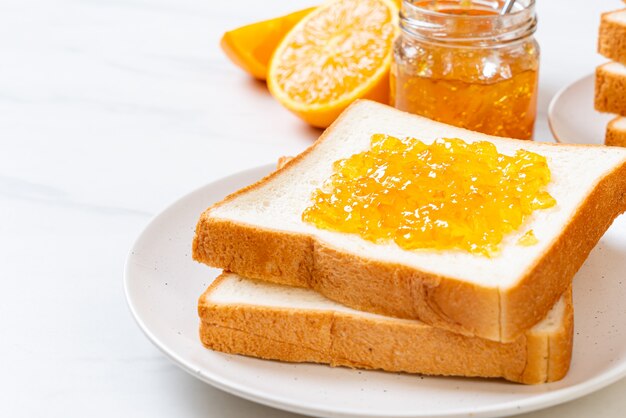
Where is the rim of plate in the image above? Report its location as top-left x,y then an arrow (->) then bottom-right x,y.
547,73 -> 593,144
124,163 -> 626,418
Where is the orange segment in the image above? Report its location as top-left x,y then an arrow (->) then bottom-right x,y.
268,0 -> 398,128
220,7 -> 315,80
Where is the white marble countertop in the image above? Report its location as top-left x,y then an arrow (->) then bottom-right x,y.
2,0 -> 625,416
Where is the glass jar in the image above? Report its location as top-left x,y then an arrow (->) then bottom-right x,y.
391,0 -> 539,140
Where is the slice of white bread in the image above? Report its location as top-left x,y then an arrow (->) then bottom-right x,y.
193,100 -> 626,342
606,116 -> 626,147
595,62 -> 626,116
598,9 -> 626,65
198,273 -> 574,384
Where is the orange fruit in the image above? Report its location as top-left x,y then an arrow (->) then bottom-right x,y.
267,0 -> 399,128
220,8 -> 315,80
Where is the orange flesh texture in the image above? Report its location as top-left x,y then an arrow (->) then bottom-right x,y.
220,8 -> 315,80
268,0 -> 397,127
302,135 -> 556,256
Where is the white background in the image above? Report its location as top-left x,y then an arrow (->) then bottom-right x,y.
1,0 -> 624,416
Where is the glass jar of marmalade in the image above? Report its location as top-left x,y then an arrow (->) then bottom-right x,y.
391,0 -> 539,140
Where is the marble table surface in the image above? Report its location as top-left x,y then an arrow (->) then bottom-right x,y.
2,0 -> 625,416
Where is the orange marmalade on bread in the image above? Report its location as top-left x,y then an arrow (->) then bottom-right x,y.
302,134 -> 555,256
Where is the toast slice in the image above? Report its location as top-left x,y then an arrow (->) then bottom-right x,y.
193,100 -> 626,342
595,62 -> 626,116
598,9 -> 626,65
198,273 -> 573,384
606,116 -> 626,147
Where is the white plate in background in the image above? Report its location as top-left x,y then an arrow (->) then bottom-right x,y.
124,164 -> 626,418
548,74 -> 613,144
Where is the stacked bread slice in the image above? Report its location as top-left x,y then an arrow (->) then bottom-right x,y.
193,101 -> 626,384
200,273 -> 574,384
597,8 -> 626,146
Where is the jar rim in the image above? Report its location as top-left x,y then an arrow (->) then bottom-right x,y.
403,0 -> 535,20
400,0 -> 537,46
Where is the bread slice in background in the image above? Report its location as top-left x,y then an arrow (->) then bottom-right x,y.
193,100 -> 626,342
199,273 -> 573,384
606,116 -> 626,147
598,9 -> 626,65
595,62 -> 626,116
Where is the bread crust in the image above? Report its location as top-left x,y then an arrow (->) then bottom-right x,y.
595,63 -> 626,116
606,117 -> 626,147
598,10 -> 626,65
501,158 -> 626,339
198,275 -> 573,384
192,100 -> 626,342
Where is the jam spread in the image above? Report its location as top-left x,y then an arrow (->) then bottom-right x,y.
302,134 -> 555,256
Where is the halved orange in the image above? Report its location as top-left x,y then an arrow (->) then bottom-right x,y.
220,7 -> 315,80
267,0 -> 399,128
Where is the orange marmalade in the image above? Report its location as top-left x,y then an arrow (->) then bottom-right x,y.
391,0 -> 539,140
302,134 -> 556,256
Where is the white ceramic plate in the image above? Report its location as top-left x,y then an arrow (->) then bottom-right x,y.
548,73 -> 613,144
124,164 -> 626,418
